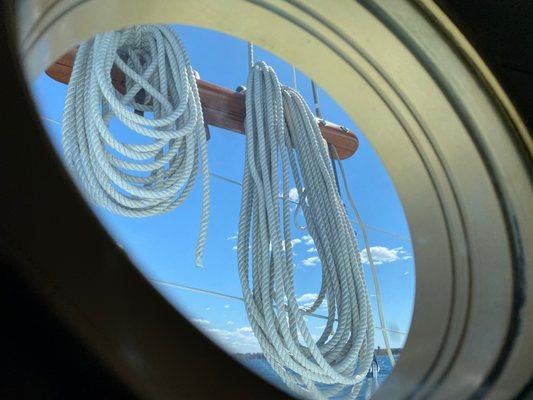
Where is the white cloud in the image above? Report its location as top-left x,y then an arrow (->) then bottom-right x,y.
226,234 -> 238,241
224,305 -> 230,309
296,293 -> 319,303
277,238 -> 301,251
232,245 -> 237,251
227,321 -> 234,325
359,246 -> 410,265
205,307 -> 211,311
192,318 -> 210,325
302,235 -> 314,246
307,247 -> 317,253
207,326 -> 260,353
302,256 -> 320,266
296,293 -> 326,309
403,271 -> 410,276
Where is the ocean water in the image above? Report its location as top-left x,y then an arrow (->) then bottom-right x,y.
239,354 -> 397,399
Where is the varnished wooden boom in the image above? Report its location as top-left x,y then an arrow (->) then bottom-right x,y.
45,50 -> 358,159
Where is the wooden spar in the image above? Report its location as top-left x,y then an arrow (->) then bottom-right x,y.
45,50 -> 359,159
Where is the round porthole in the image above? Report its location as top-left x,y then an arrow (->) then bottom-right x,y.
4,1 -> 532,399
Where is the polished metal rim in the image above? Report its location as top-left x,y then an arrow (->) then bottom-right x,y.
15,1 -> 532,399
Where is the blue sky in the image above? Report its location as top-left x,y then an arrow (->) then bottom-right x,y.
32,25 -> 414,354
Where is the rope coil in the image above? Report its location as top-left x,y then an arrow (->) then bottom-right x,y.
238,61 -> 374,399
62,25 -> 210,266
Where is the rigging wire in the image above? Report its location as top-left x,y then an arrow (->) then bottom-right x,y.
150,278 -> 407,335
310,79 -> 395,367
292,65 -> 298,91
331,145 -> 396,367
310,81 -> 342,193
42,120 -> 410,242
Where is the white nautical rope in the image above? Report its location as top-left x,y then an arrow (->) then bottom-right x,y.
62,25 -> 209,266
237,61 -> 374,399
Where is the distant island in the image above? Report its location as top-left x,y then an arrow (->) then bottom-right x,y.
234,352 -> 266,361
375,348 -> 402,356
234,348 -> 402,361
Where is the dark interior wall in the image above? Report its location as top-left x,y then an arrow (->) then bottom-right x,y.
0,261 -> 136,399
0,3 -> 137,397
434,0 -> 533,130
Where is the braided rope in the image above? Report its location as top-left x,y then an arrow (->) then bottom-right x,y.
238,61 -> 374,399
62,25 -> 209,266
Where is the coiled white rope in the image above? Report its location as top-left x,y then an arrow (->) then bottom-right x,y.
238,61 -> 374,399
62,25 -> 209,266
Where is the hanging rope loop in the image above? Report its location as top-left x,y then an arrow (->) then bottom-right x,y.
62,25 -> 210,266
238,61 -> 374,399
